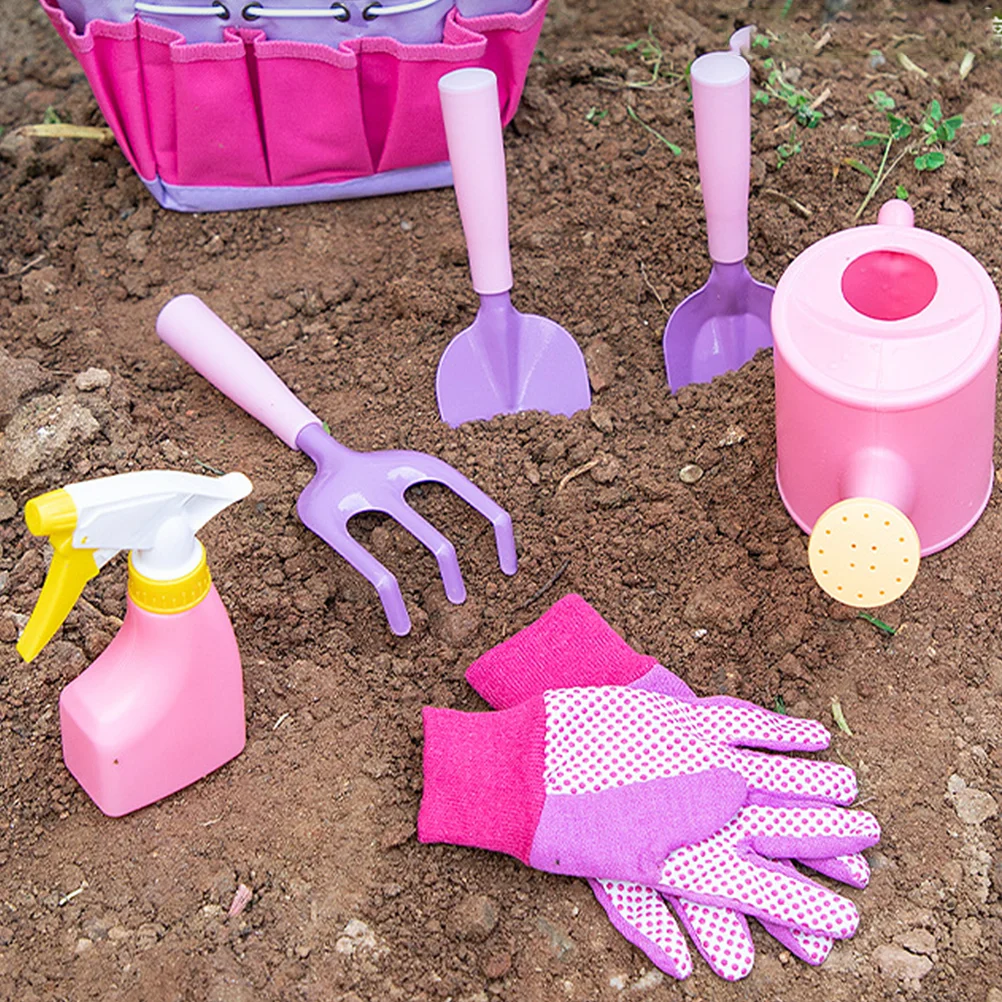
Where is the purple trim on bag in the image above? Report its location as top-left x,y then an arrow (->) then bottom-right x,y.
141,160 -> 452,211
57,0 -> 533,45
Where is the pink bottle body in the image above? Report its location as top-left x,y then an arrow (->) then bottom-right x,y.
59,586 -> 246,817
773,203 -> 1000,553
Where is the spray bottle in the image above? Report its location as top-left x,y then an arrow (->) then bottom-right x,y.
18,470 -> 252,817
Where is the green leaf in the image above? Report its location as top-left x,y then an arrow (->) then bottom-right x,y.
753,90 -> 770,105
870,90 -> 895,111
762,57 -> 774,70
626,105 -> 681,155
42,106 -> 63,125
844,158 -> 876,179
774,695 -> 787,714
752,34 -> 770,49
831,697 -> 854,736
890,119 -> 912,141
585,107 -> 607,124
857,611 -> 898,635
857,136 -> 884,148
927,99 -> 942,122
977,133 -> 992,146
993,103 -> 1002,116
914,150 -> 946,171
895,184 -> 909,198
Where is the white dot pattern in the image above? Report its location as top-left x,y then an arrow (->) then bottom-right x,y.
541,687 -> 858,804
804,852 -> 871,889
657,804 -> 878,936
592,879 -> 693,979
673,897 -> 756,980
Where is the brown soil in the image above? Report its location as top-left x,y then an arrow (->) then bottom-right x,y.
2,0 -> 1001,999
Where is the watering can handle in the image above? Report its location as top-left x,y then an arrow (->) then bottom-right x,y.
691,52 -> 751,265
156,294 -> 321,451
439,68 -> 514,296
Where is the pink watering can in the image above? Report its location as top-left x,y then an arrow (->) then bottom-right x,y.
774,199 -> 1000,608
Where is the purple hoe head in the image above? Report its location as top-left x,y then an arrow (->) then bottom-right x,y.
295,423 -> 517,635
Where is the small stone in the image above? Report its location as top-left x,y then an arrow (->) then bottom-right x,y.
135,922 -> 164,951
400,219 -> 413,232
988,989 -> 1002,1002
953,917 -> 982,957
873,944 -> 933,988
295,944 -> 311,959
81,915 -> 111,941
74,937 -> 94,955
0,347 -> 47,425
107,926 -> 131,942
591,455 -> 620,484
334,918 -> 378,955
584,339 -> 615,392
201,903 -> 223,918
589,408 -> 614,433
535,917 -> 575,960
125,230 -> 149,262
449,894 -> 499,943
718,424 -> 747,447
523,460 -> 541,485
74,368 -> 111,392
0,617 -> 18,643
0,926 -> 13,946
894,928 -> 935,955
482,951 -> 511,979
0,494 -> 17,521
679,463 -> 703,484
952,785 -> 998,825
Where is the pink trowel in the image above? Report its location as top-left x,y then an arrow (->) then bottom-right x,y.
663,32 -> 774,393
435,67 -> 591,427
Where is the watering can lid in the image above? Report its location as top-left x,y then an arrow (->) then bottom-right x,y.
772,200 -> 1000,409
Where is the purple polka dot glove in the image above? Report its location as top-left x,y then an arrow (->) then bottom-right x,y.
460,594 -> 881,980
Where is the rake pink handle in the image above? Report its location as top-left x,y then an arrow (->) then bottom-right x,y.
439,67 -> 514,296
691,52 -> 751,265
156,295 -> 321,451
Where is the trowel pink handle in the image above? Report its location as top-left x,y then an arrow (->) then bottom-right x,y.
156,295 -> 321,451
439,68 -> 514,296
691,52 -> 751,265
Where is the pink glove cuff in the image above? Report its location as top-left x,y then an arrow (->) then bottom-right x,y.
418,699 -> 546,863
466,594 -> 656,709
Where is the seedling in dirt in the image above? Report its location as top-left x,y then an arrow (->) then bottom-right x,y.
774,695 -> 787,715
831,697 -> 853,736
848,93 -> 963,219
751,54 -> 824,169
857,611 -> 897,636
976,102 -> 1002,146
612,27 -> 683,89
754,63 -> 824,129
585,107 -> 608,124
43,106 -> 63,125
626,105 -> 681,155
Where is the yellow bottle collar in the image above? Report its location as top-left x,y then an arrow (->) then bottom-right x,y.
128,545 -> 212,614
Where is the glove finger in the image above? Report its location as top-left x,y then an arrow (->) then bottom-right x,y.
659,842 -> 860,938
760,919 -> 834,966
589,879 -> 693,980
744,804 -> 881,860
684,697 -> 832,752
798,852 -> 871,889
727,747 -> 858,805
669,896 -> 756,981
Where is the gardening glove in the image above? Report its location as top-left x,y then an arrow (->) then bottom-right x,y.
419,684 -> 875,947
463,594 -> 877,979
419,675 -> 858,869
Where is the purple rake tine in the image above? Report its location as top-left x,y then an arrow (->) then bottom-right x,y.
308,516 -> 411,636
391,502 -> 467,605
407,455 -> 518,575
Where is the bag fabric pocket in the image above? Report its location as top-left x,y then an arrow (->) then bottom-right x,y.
39,0 -> 549,206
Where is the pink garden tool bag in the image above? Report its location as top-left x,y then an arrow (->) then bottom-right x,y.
41,0 -> 546,211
